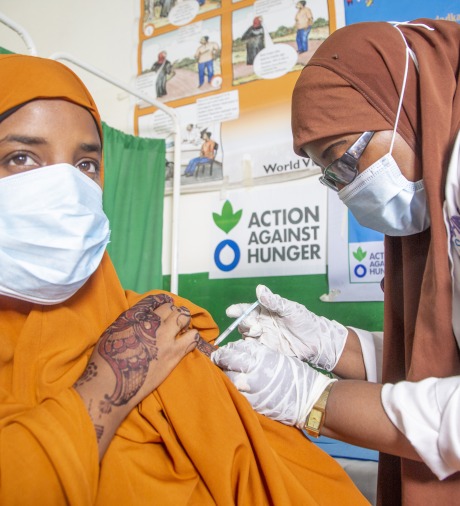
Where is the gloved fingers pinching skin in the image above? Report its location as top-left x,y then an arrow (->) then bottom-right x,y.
210,338 -> 256,373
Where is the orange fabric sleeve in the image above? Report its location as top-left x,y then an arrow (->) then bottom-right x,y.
0,389 -> 99,505
0,256 -> 368,505
98,350 -> 368,505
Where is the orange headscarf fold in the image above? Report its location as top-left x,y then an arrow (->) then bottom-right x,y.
0,54 -> 102,136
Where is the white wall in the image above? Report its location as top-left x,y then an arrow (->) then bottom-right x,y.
0,0 -> 139,132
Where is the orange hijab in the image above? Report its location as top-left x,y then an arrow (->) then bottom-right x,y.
0,55 -> 367,505
0,54 -> 101,133
292,20 -> 460,505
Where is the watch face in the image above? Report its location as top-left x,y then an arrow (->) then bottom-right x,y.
308,410 -> 322,430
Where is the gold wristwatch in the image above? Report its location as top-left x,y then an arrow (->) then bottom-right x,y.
304,382 -> 334,438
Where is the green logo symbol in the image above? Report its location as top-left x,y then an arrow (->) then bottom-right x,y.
353,246 -> 367,262
213,200 -> 242,234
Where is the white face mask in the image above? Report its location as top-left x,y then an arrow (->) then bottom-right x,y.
0,164 -> 110,304
338,21 -> 434,237
338,153 -> 430,236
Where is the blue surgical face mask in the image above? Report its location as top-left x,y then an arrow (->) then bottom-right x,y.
338,153 -> 430,236
0,164 -> 110,304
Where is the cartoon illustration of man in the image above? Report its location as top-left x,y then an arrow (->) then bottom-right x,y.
295,1 -> 314,54
183,130 -> 217,176
195,36 -> 220,88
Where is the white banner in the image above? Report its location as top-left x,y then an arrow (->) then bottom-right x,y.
209,178 -> 327,278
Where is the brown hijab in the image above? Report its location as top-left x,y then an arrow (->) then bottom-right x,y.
292,19 -> 460,506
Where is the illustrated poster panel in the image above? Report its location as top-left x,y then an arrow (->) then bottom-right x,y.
136,0 -> 335,190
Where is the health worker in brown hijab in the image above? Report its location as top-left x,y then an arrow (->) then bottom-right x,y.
212,19 -> 460,506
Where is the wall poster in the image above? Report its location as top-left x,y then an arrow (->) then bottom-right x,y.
135,0 -> 337,191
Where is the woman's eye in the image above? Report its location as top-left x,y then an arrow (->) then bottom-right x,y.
77,160 -> 99,174
7,153 -> 37,167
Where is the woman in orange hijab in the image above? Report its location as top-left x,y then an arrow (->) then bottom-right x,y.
212,19 -> 460,506
0,54 -> 368,505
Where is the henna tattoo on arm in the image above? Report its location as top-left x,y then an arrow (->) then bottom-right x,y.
84,398 -> 105,442
97,296 -> 167,413
94,424 -> 104,442
73,362 -> 98,388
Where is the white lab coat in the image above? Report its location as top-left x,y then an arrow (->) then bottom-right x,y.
355,131 -> 460,480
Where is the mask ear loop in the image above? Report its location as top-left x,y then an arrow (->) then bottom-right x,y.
388,36 -> 409,157
387,22 -> 435,156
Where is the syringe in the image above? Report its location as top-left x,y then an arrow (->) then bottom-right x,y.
214,301 -> 260,346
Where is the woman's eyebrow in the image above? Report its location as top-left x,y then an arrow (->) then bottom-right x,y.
79,142 -> 102,154
0,137 -> 101,154
0,134 -> 47,145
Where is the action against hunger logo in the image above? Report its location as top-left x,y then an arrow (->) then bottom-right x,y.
350,245 -> 384,280
210,191 -> 325,279
213,200 -> 242,272
352,246 -> 367,278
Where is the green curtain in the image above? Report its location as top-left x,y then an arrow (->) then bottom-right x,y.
102,122 -> 166,293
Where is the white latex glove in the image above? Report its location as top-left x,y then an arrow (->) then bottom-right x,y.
226,285 -> 348,371
211,338 -> 336,429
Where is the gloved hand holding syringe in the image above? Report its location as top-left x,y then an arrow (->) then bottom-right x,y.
214,285 -> 348,371
214,301 -> 260,346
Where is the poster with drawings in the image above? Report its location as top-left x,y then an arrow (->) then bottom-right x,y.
232,0 -> 330,85
135,0 -> 335,188
138,102 -> 224,187
142,0 -> 221,34
138,18 -> 223,103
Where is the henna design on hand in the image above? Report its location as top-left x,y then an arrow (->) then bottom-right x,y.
196,337 -> 217,357
98,295 -> 171,412
176,305 -> 191,328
